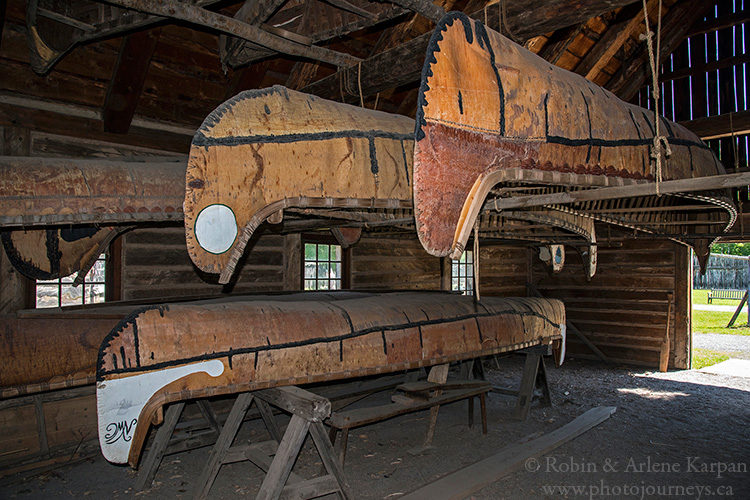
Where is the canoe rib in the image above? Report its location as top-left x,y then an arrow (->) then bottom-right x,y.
413,12 -> 733,259
95,292 -> 565,466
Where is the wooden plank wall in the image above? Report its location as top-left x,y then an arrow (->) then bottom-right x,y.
531,238 -> 691,369
349,234 -> 528,296
350,236 -> 441,290
120,227 -> 290,300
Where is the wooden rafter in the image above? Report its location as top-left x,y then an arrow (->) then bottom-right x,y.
26,0 -> 219,74
388,0 -> 444,23
606,0 -> 713,101
102,28 -> 160,134
573,1 -> 652,81
680,110 -> 750,140
219,0 -> 288,68
224,1 -> 408,69
537,23 -> 585,65
302,0 -> 637,103
101,0 -> 360,67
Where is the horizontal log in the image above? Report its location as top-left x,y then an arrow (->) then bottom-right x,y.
302,0 -> 637,102
106,0 -> 360,67
679,110 -> 750,140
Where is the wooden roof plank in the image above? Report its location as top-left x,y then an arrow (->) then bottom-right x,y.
574,1 -> 653,81
102,28 -> 161,134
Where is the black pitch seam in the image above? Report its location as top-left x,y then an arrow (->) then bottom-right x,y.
99,308 -> 560,378
192,129 -> 412,148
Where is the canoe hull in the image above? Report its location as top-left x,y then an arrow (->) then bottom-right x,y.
414,12 -> 729,259
96,292 -> 565,465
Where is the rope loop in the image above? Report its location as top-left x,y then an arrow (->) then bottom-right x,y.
641,0 -> 668,196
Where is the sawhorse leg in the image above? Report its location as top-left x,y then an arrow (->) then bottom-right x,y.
135,402 -> 186,491
514,352 -> 552,420
194,393 -> 255,500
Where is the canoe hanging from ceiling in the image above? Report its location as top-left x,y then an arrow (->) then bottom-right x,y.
413,12 -> 736,263
95,291 -> 565,466
0,156 -> 185,228
1,226 -> 125,281
183,86 -> 414,284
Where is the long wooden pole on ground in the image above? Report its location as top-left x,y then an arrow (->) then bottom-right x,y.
401,406 -> 617,500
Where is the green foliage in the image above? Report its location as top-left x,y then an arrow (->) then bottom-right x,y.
692,309 -> 750,335
692,348 -> 730,369
711,243 -> 750,256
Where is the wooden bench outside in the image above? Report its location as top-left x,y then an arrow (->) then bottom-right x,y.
708,289 -> 745,303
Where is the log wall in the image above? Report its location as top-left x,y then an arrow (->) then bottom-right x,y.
530,238 -> 692,369
120,226 -> 290,300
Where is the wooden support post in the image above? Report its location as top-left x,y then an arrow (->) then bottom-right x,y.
515,353 -> 541,421
536,356 -> 552,408
102,29 -> 161,134
136,402 -> 186,491
727,291 -> 748,327
423,363 -> 449,447
308,421 -> 353,499
194,393 -> 255,499
196,400 -> 220,434
659,293 -> 673,372
193,386 -> 347,500
256,414 -> 311,500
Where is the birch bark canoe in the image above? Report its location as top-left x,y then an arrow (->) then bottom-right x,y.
95,292 -> 566,466
184,86 -> 414,284
413,12 -> 735,261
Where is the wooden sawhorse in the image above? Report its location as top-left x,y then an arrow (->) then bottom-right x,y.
135,399 -> 224,491
193,386 -> 351,500
490,345 -> 552,420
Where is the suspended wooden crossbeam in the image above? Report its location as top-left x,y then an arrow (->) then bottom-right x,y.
412,12 -> 737,269
95,291 -> 566,466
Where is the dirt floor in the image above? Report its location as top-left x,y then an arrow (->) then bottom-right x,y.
1,355 -> 748,499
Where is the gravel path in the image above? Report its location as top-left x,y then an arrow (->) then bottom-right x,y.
3,358 -> 749,500
693,332 -> 750,358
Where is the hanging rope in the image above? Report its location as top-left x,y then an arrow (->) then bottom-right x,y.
339,70 -> 345,103
730,111 -> 740,171
641,0 -> 671,195
473,220 -> 481,302
357,62 -> 364,108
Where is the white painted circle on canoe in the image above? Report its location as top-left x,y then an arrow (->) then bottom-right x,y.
195,204 -> 237,254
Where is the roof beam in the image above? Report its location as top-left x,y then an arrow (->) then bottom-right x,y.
680,110 -> 750,140
388,0 -> 444,23
101,0 -> 360,67
606,0 -> 712,101
574,2 -> 651,81
102,28 -> 160,134
220,0 -> 287,69
302,0 -> 637,102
